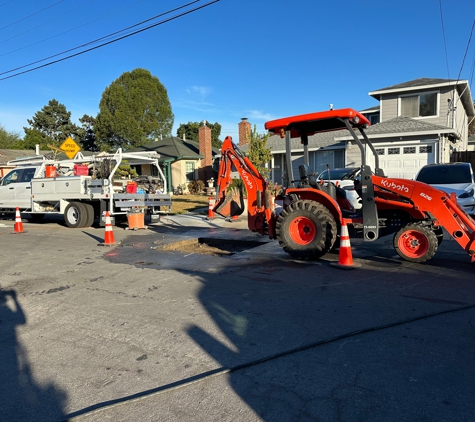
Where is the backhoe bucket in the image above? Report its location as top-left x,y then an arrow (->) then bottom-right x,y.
214,186 -> 245,218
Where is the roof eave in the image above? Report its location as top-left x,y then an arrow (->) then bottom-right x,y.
335,129 -> 455,141
369,80 -> 469,98
457,83 -> 475,117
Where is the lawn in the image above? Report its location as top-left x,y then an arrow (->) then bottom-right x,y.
169,194 -> 211,215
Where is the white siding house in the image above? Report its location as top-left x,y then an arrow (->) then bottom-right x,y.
249,78 -> 475,184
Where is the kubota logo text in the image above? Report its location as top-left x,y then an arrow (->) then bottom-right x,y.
241,170 -> 253,190
380,179 -> 409,193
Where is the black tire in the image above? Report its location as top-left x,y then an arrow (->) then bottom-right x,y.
433,227 -> 444,246
64,202 -> 88,228
82,203 -> 95,227
276,200 -> 337,260
393,223 -> 438,263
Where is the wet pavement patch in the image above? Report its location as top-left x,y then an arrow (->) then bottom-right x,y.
154,237 -> 266,256
134,261 -> 156,266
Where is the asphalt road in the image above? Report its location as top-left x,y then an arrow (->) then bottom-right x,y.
1,212 -> 475,422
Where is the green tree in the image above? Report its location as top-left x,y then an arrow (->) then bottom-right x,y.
20,128 -> 44,150
78,114 -> 100,152
177,121 -> 222,148
0,125 -> 21,149
246,125 -> 272,178
95,68 -> 174,150
22,99 -> 81,149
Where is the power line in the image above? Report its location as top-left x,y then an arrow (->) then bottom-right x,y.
456,14 -> 475,81
0,0 -> 96,46
0,0 -> 15,7
438,0 -> 450,79
470,48 -> 475,87
0,0 -> 153,54
0,0 -> 64,31
452,13 -> 475,114
0,0 -> 200,74
0,0 -> 219,81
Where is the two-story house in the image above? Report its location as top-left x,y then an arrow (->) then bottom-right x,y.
254,78 -> 474,182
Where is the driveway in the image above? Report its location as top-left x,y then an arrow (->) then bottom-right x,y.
0,213 -> 474,421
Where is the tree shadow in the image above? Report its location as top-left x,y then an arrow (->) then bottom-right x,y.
98,232 -> 475,420
184,257 -> 475,421
0,289 -> 67,421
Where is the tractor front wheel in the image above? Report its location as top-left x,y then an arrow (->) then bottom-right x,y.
394,223 -> 438,263
276,200 -> 337,260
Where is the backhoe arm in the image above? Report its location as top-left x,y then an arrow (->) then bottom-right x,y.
213,136 -> 276,237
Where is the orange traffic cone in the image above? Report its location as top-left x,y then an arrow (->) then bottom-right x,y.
330,219 -> 361,269
206,197 -> 215,220
98,212 -> 116,246
12,207 -> 25,234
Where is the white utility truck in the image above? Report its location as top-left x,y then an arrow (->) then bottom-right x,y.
0,148 -> 172,227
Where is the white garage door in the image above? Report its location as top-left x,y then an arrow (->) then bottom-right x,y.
367,142 -> 436,179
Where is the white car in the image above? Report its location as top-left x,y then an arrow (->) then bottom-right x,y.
415,162 -> 475,215
317,167 -> 361,210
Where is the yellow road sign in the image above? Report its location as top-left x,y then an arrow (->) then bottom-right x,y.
60,137 -> 81,159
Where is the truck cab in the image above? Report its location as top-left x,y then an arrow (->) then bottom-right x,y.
0,167 -> 38,211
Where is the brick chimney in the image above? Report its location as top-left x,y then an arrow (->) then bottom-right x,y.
198,121 -> 213,181
238,117 -> 251,146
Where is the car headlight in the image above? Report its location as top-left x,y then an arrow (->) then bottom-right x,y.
458,188 -> 474,199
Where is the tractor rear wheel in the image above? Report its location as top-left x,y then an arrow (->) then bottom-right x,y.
394,223 -> 438,263
276,200 -> 337,260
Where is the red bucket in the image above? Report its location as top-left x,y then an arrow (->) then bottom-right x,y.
45,165 -> 57,178
126,182 -> 137,194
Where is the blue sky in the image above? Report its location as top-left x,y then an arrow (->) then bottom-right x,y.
0,0 -> 474,141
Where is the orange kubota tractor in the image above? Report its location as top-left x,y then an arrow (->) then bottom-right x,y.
213,108 -> 475,263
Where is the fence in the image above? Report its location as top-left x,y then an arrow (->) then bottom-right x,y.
451,151 -> 475,169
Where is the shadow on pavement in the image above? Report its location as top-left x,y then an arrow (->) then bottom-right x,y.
70,227 -> 475,420
184,260 -> 475,421
0,289 -> 67,421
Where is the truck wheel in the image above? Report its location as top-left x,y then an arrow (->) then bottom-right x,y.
82,203 -> 95,227
64,202 -> 88,228
276,200 -> 337,260
394,223 -> 438,263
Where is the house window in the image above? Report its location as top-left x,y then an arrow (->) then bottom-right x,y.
403,147 -> 416,154
369,114 -> 380,125
314,149 -> 344,174
420,145 -> 433,153
388,147 -> 400,155
375,148 -> 385,155
400,92 -> 437,117
185,161 -> 195,181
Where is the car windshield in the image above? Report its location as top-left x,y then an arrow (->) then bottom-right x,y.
318,169 -> 356,180
416,165 -> 472,184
